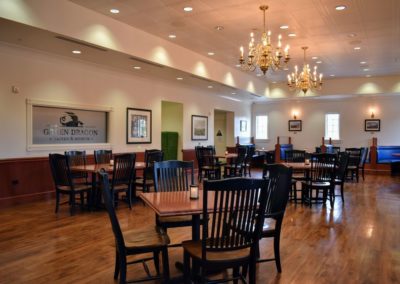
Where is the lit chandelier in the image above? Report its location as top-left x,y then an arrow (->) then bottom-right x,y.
287,46 -> 323,94
239,5 -> 290,75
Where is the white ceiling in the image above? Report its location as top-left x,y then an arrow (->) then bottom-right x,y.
69,0 -> 400,81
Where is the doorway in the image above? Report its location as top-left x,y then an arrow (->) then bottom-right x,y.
161,101 -> 183,160
214,110 -> 234,156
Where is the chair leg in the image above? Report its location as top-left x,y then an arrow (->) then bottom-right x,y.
340,183 -> 345,203
55,191 -> 60,213
161,247 -> 170,283
183,251 -> 191,284
70,192 -> 75,216
233,267 -> 240,284
153,251 -> 160,275
114,250 -> 120,279
127,187 -> 132,210
274,233 -> 282,273
356,169 -> 359,183
248,257 -> 256,284
119,256 -> 127,284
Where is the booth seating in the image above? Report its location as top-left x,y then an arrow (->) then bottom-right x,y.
376,146 -> 400,175
280,144 -> 293,160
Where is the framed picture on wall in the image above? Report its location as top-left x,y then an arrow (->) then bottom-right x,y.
288,120 -> 302,132
365,119 -> 380,132
126,108 -> 152,144
191,115 -> 208,140
240,120 -> 247,132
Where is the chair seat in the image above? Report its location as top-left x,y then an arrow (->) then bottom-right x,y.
262,218 -> 277,237
158,215 -> 193,224
135,178 -> 154,186
58,184 -> 91,192
182,240 -> 250,263
124,226 -> 170,250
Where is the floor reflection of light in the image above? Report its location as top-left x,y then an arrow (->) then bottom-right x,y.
366,225 -> 374,238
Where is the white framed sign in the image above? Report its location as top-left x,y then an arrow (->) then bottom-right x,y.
26,99 -> 112,151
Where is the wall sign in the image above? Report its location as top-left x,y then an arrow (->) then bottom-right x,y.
27,99 -> 112,151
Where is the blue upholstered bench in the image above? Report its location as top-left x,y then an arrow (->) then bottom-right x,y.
280,144 -> 293,160
376,146 -> 400,163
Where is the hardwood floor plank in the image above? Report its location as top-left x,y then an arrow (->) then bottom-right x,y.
0,172 -> 399,283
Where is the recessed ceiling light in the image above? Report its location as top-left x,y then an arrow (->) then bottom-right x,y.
288,33 -> 296,37
133,66 -> 141,70
312,56 -> 318,60
335,5 -> 347,11
360,61 -> 367,64
256,74 -> 262,77
208,85 -> 213,88
354,47 -> 361,50
272,81 -> 277,84
72,50 -> 81,54
183,7 -> 193,12
176,77 -> 183,80
366,75 -> 371,78
316,61 -> 322,64
168,34 -> 176,39
231,92 -> 236,95
283,67 -> 289,71
280,25 -> 289,29
215,25 -> 224,31
110,8 -> 120,14
330,74 -> 335,77
235,64 -> 241,68
348,33 -> 357,38
207,52 -> 215,56
363,68 -> 369,71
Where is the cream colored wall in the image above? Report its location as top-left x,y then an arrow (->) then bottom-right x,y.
0,43 -> 251,159
252,95 -> 400,151
161,101 -> 183,160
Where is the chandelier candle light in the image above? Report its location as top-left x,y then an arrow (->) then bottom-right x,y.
239,5 -> 290,75
287,46 -> 323,94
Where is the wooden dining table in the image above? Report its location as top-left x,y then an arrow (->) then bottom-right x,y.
70,162 -> 146,207
139,190 -> 214,241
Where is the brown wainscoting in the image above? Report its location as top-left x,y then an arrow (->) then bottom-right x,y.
0,151 -> 146,207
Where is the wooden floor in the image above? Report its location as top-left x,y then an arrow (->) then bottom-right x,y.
0,171 -> 399,283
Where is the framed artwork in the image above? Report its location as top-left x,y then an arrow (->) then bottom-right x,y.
365,119 -> 380,132
26,99 -> 111,151
126,108 -> 152,144
191,115 -> 208,140
288,120 -> 302,132
240,120 -> 247,132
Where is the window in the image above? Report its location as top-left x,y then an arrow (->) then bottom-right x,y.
255,115 -> 268,140
325,113 -> 340,140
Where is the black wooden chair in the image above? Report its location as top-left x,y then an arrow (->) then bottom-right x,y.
359,147 -> 369,181
65,150 -> 89,183
153,160 -> 195,245
244,145 -> 255,177
285,150 -> 306,203
135,149 -> 163,194
265,150 -> 275,164
334,152 -> 350,203
182,177 -> 270,284
49,153 -> 91,215
111,153 -> 136,209
195,146 -> 222,181
98,170 -> 170,284
258,164 -> 293,273
345,148 -> 362,182
223,145 -> 247,178
301,153 -> 337,207
94,149 -> 113,164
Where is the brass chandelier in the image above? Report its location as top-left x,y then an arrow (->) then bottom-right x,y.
239,5 -> 290,75
287,46 -> 323,94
